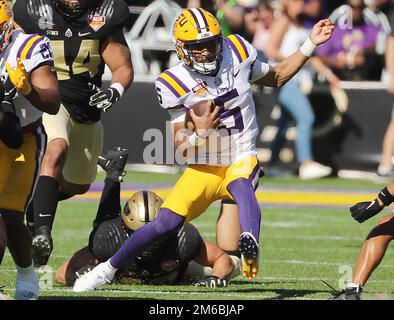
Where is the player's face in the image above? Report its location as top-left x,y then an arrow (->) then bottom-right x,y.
187,40 -> 218,64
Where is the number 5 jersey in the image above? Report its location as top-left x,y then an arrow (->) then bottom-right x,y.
155,34 -> 270,165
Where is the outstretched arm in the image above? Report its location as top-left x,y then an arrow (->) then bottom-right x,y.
255,19 -> 335,88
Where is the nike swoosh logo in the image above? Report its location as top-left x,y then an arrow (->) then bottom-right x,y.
78,32 -> 91,37
39,213 -> 52,218
234,69 -> 240,77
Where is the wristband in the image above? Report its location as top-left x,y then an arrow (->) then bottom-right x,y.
300,37 -> 316,58
378,187 -> 394,206
188,132 -> 205,147
110,82 -> 125,99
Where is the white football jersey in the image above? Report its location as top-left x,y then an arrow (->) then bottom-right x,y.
155,34 -> 269,165
0,30 -> 54,127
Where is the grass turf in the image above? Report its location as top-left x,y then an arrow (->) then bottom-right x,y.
1,173 -> 393,300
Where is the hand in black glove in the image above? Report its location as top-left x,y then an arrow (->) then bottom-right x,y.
350,200 -> 383,223
89,83 -> 121,112
194,276 -> 228,288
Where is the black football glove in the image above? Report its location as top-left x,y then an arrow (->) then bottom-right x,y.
194,276 -> 228,288
89,83 -> 121,112
350,200 -> 383,223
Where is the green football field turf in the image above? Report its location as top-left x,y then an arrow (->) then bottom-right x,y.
1,172 -> 394,300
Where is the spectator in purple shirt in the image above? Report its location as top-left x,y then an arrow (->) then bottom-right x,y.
317,0 -> 381,80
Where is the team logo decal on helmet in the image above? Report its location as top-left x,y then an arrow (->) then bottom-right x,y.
0,0 -> 14,53
173,8 -> 223,75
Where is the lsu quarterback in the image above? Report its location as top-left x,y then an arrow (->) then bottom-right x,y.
73,8 -> 335,292
0,0 -> 59,300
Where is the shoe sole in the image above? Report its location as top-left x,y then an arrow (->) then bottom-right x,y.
32,236 -> 52,267
239,234 -> 259,280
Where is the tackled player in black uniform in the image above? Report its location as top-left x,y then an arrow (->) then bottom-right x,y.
13,0 -> 134,266
56,148 -> 238,287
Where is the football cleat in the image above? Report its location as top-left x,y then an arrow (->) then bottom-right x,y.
239,232 -> 259,280
15,273 -> 39,300
32,227 -> 53,267
332,285 -> 362,300
97,147 -> 128,182
73,262 -> 115,292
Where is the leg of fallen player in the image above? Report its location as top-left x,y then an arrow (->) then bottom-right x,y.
227,179 -> 261,280
216,201 -> 241,255
1,211 -> 39,300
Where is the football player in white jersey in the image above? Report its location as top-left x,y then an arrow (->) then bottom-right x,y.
73,8 -> 334,292
0,0 -> 59,300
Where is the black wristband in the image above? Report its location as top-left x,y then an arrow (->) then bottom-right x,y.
378,187 -> 394,206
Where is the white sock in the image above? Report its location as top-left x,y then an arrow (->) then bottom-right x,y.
103,260 -> 117,277
347,282 -> 362,290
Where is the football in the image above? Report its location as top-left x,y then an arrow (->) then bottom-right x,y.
184,100 -> 215,131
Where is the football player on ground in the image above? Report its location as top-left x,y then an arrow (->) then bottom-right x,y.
12,0 -> 134,267
334,180 -> 394,300
0,0 -> 60,299
56,147 -> 239,287
73,8 -> 334,292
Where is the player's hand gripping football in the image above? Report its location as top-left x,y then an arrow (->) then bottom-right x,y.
309,19 -> 335,46
89,83 -> 120,112
5,58 -> 32,96
189,100 -> 220,138
350,200 -> 383,223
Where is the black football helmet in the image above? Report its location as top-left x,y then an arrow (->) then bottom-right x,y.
53,0 -> 96,18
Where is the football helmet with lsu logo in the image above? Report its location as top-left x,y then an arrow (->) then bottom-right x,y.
173,8 -> 223,76
0,0 -> 14,53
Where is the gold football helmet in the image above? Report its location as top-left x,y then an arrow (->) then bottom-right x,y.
0,0 -> 13,53
173,8 -> 223,75
122,191 -> 163,231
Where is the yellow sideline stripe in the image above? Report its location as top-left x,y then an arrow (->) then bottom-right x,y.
75,189 -> 377,206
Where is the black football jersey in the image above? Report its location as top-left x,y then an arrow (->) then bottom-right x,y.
13,0 -> 131,123
88,217 -> 203,284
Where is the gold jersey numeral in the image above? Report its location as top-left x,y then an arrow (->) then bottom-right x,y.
51,39 -> 101,81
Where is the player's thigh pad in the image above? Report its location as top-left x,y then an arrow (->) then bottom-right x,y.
162,164 -> 227,221
221,157 -> 260,198
62,119 -> 103,185
0,128 -> 46,213
42,104 -> 70,145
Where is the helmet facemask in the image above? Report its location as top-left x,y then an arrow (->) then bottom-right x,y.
177,36 -> 223,76
53,0 -> 90,18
